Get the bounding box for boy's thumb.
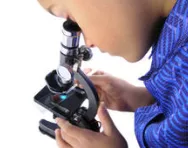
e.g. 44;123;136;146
98;103;116;136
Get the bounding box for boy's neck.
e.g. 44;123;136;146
142;0;177;56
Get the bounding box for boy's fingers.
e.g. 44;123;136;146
83;68;92;74
56;118;85;138
97;103;116;136
89;75;108;86
83;68;105;76
92;70;105;75
61;130;79;147
75;74;108;89
94;86;104;101
55;129;72;148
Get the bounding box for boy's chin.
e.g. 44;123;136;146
99;49;119;57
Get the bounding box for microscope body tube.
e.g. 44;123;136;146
58;20;99;121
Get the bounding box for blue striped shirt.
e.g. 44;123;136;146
135;0;188;147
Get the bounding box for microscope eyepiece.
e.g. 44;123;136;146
63;19;81;33
61;19;81;48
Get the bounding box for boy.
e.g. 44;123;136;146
38;0;188;147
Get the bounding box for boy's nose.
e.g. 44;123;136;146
84;38;95;48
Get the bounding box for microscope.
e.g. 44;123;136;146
34;19;101;139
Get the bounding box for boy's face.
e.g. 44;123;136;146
38;0;154;62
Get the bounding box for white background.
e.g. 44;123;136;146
0;0;152;148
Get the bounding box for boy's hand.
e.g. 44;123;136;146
82;68;154;112
55;104;128;148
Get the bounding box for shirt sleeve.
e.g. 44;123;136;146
135;43;188;148
144;102;188;147
143;44;188;147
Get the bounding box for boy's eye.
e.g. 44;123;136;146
46;5;56;16
48;9;55;16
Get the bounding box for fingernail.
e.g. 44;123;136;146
87;69;97;76
100;102;106;108
55;118;60;123
55;129;59;135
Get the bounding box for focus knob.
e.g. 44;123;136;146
79;46;93;61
